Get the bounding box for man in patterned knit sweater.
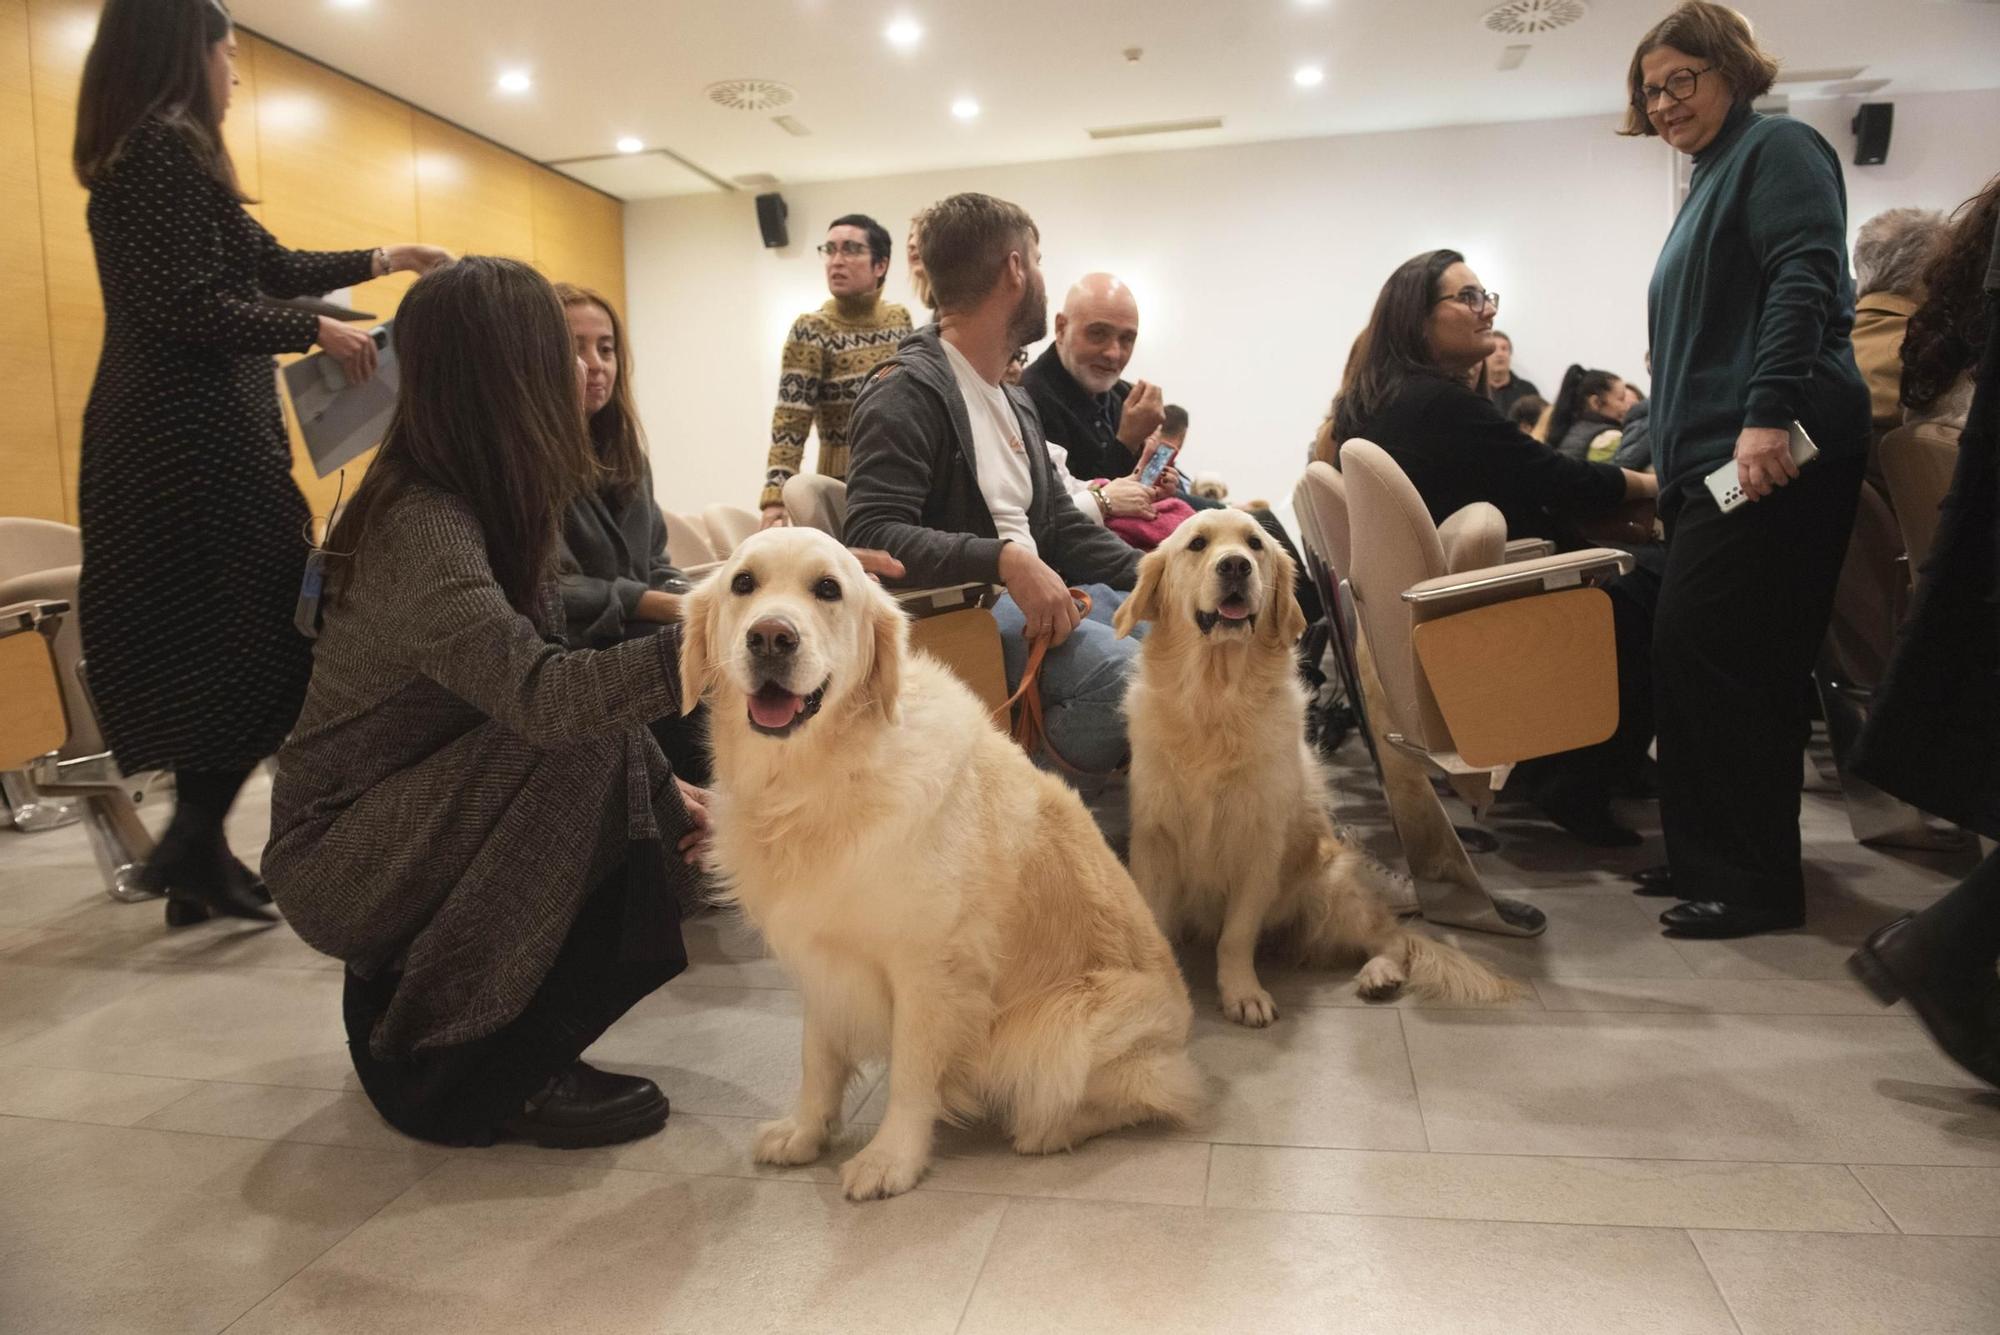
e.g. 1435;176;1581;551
758;213;913;526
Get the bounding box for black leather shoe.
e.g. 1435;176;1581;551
1849;915;2000;1090
498;1061;669;1148
145;847;276;927
1631;864;1680;898
1659;900;1804;939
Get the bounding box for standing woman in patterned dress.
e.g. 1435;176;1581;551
72;0;449;926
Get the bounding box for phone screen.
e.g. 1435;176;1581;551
1138;442;1176;487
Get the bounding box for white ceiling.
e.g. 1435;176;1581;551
233;0;2000;199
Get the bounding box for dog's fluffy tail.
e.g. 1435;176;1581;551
1397;931;1525;1005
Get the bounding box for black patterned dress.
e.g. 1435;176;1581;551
78;117;375;775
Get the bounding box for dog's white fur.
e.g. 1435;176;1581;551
681;528;1201;1200
1115;509;1522;1025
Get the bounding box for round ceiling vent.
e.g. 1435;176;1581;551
1482;0;1588;36
705;79;797;112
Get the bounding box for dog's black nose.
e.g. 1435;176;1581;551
1217;554;1252;581
747;616;799;659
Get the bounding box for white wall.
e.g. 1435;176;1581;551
626;88;2000;517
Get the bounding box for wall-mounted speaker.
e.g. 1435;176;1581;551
754;192;789;248
1851;103;1893;166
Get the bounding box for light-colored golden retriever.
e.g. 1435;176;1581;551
679;528;1201;1200
1114;509;1521;1026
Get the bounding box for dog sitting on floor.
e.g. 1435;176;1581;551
678;528;1202;1200
1114;508;1522;1026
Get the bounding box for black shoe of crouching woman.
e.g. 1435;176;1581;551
492;1061;671;1149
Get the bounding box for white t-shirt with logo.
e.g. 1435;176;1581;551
941;338;1038;556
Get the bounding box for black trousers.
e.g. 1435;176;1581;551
1912;849;2000;978
1653;453;1866;914
344;867;686;1144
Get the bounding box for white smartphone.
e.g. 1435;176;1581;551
1704;421;1820;514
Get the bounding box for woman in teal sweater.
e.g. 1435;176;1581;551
1625;3;1870;939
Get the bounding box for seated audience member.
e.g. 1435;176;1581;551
1332;248;1659;845
1483;329;1540;416
1049;437;1192;550
846;193;1143;775
759;213;912;526
264;258;702;1150
1614;352;1656;470
1899;173;2000;432
1851;207;1948;434
1547;365;1635;462
1508;394;1549;437
1021;272;1165;483
906;212;935;316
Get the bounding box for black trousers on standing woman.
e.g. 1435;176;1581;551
1652;452;1867;918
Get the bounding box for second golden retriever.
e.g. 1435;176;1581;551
1115;509;1521;1025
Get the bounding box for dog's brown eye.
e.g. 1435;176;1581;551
812;577;842;602
1188;536;1209;553
730;571;756;596
1248;536;1264;551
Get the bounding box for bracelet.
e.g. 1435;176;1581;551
373;246;390;278
1088;483;1108;518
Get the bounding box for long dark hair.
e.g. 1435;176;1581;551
554;283;648;495
1901;174;2000;415
1331;249;1463;445
329;258;596;616
73;0;248;201
1545;364;1624;448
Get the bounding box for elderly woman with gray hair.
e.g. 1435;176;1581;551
1852;207;1948;434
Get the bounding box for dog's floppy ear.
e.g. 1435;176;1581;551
677;578;719;711
863;584;908;724
1112;548;1166;639
1262;546;1309;648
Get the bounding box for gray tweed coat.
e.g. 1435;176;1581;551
263;486;697;1058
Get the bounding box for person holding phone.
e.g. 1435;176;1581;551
70;0;449;928
1625;3;1871;938
1022;272;1167;485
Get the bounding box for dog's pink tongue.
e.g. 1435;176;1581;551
748;687;803;729
1218;600;1250;621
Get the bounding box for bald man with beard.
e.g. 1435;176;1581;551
1023;273;1167;484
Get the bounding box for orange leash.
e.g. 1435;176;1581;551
992;588;1126;779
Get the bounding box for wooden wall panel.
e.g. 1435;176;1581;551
0;0;65;522
415;113;534;261
533;168;626;315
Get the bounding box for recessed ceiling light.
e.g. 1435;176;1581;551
616;136;644;154
886;16;922;49
951;97;980;120
496;69;532;94
329;0;371;9
1293;65;1325;87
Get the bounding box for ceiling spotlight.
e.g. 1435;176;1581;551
1294;65;1325;88
886;16;922;49
329;0;372;9
616;136;644;154
951;97;980;120
496;69;532;95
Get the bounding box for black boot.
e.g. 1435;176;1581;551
1850;915;2000;1089
147;769;274;927
497;1061;670;1148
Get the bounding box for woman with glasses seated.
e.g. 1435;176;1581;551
1332;248;1659;847
1622;3;1871;939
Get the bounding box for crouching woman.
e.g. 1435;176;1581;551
264;256;703;1149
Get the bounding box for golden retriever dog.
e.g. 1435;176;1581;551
679;528;1201;1200
1114;509;1521;1026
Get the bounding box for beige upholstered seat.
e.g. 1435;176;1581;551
662;510;716;567
783;473;850;539
700;505;762;559
1878;420;1961;576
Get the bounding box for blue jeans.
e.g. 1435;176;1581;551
991;583;1140;775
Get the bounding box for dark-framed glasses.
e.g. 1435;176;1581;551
1636;65;1712;110
815;240;873;259
1437;287;1499;313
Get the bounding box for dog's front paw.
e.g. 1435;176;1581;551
1220;985;1279;1028
1355;956;1407;1002
839;1143;927;1200
752;1116;828;1166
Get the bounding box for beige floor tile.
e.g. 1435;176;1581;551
0;1063;196;1126
1533;976;1900;1016
958;1197;1738;1335
918;1124;1212;1206
1177;1007;1427;1150
136;1080;444;1159
230;1158;1008;1335
1435;888;1699;981
1181;953;1544;1012
1;966;359;1090
1402;1010;2000;1165
0;1116;439;1335
1849;1164;2000;1236
0;958;173;1049
468;1110;851;1184
1207;1144;1893;1232
1692;1229;2000;1335
5;918;342;973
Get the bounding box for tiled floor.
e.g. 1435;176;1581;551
3;757;1997;1335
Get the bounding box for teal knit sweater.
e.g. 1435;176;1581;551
1646;103;1871;497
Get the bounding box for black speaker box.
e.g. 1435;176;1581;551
754;192;789;248
1851;103;1893;167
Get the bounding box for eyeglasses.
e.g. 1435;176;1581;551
1636;65;1712;110
816;241;873;259
1436;287;1499;314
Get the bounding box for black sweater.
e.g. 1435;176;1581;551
1020;344;1137;483
1343;374;1625;545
